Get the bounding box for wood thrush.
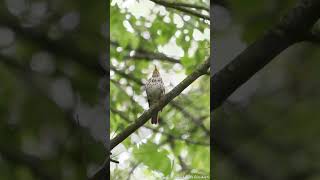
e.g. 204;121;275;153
146;65;165;124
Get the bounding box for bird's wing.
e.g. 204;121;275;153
147;98;151;107
161;80;165;96
146;80;151;107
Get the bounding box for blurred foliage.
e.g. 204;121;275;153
213;0;320;180
0;0;107;179
229;0;296;42
110;0;210;179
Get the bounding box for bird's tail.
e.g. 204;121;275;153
151;112;158;124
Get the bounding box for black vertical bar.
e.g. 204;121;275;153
106;0;110;179
210;0;214;179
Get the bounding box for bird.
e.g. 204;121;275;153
146;65;165;124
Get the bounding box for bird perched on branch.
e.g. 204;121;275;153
146;65;165;124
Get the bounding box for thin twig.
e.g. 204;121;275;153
164;2;209;11
110;158;119;163
111;41;180;64
150;0;210;20
127;163;140;180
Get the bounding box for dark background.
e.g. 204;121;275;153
213;0;320;180
0;0;107;179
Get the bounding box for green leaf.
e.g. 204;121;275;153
133;142;172;176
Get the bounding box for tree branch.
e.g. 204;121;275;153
111;40;180;64
111;64;209;118
111;107;209;146
211;0;320;110
110;78;209;145
111;65;210;137
149;0;210;20
124;51;180;64
110;158;119;163
93;60;209;179
159;1;209;12
110;59;210;150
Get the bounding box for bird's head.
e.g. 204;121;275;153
152;65;160;77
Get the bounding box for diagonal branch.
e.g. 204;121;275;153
211;0;320;110
90;59;209;179
111;65;210;135
110;58;210;150
110;79;209;145
149;0;210;20
111;107;209;146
